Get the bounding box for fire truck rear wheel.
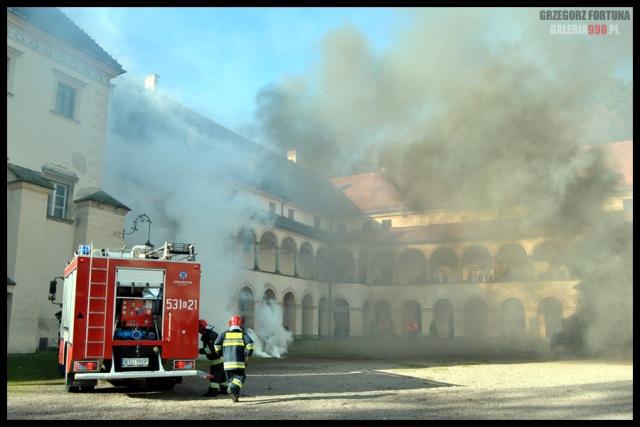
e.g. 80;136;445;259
65;372;80;393
79;384;95;392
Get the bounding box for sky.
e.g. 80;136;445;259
61;7;632;138
61;7;403;132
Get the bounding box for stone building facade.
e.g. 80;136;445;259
7;7;129;353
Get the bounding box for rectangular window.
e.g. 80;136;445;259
337;223;347;231
382;219;392;229
362;221;372;230
47;182;68;218
7;46;22;94
314;216;321;228
54;82;77;118
269;201;276;213
288;208;294;220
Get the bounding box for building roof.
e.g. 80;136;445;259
331;140;633;215
110;81;362;218
8;7;125;74
7;163;54;189
602;140;632;189
329;172;407;213
75;190;131;211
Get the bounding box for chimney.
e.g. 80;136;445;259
144;73;160;91
287;149;297;163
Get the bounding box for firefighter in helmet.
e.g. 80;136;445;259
198;319;227;397
214;315;254;402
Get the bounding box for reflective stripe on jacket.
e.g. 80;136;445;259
214;326;254;370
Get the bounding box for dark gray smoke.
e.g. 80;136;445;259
253;8;633;356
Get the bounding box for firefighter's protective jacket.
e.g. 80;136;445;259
214;325;254;370
200;325;224;365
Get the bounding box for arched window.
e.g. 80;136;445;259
432;299;454;338
397;250;426;285
258;232;277;273
462;246;492;282
464;298;488;339
333;248;355;283
282;292;296;333
238;287;255;329
332;298;350;337
430;247;458;283
280;237;297;276
496;244;529;282
500;298;526;337
298;243;314;279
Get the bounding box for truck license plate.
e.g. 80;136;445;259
121;357;149;368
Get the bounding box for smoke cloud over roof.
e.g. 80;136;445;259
253;8;633;356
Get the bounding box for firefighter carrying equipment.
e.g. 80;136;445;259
200;323;226;396
214;325;254;370
199;319;208;333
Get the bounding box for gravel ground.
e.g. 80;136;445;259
7;355;632;419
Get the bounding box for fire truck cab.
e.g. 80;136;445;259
51;242;205;392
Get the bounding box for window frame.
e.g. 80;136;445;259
42;165;78;222
7;46;22;96
269;201;276;213
47;182;69;218
51;69;87;122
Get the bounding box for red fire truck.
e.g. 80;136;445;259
49;242;207;392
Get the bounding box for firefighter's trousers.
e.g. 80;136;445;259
225;369;246;397
207;359;227;393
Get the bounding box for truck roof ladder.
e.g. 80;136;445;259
84;246;110;358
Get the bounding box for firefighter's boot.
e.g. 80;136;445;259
227;385;240;402
203;383;220;397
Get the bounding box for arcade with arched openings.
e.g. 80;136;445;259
537;296;563;339
258;231;278;273
318;297;329;336
282;291;297;333
373;300;392;336
298;243;314;279
431;247;458;283
238;286;255;329
369;249;394;285
397;249;426;285
500;297;526;337
301;294;314;336
401;300;422;335
333;248;356;283
332;298;350;337
496;244;529;282
464;298;489;339
432;299;455;337
462;245;492;282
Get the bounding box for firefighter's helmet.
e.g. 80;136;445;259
229;315;242;327
198;319;208;333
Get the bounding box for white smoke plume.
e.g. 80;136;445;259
247;300;293;358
